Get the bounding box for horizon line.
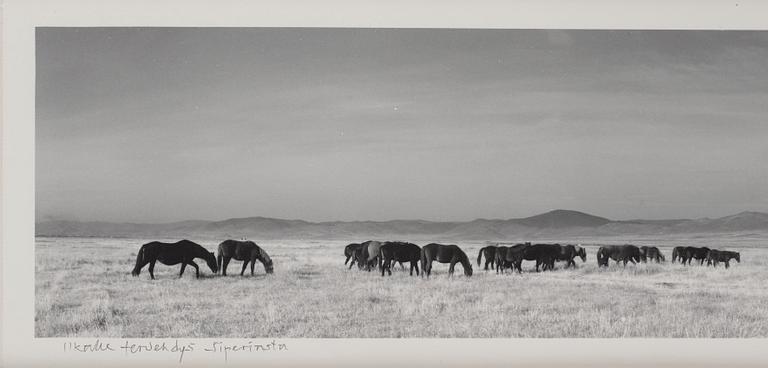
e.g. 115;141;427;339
35;208;768;226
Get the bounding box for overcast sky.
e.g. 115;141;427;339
36;28;768;223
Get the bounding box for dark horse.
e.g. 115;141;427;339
421;243;473;277
217;240;274;276
476;245;497;271
344;243;362;267
596;245;642;267
524;243;563;272
672;246;688;264
494;246;510;273
554;244;587;268
498;243;529;273
131;240;218;279
683;246;710;266
640;246;665;263
706;249;740;268
500;243;560;272
380;242;421;276
349;246;364;270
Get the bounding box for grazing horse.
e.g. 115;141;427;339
554;244;587;268
359;240;384;272
640;246;665;263
344;243;362;266
421;243;473;277
380;242;421;276
131;240;218;279
217;240;274;276
706;250;740;268
683;246;710;266
477;245;497;271
672;246;688;264
596;245;642;267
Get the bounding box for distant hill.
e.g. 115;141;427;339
514;209;611;228
35;209;768;240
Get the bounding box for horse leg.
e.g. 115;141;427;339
222;257;231;276
148;260;156;280
189;261;200;278
240;260;249;276
449;258;457;277
381;259;387;277
250;255;257;276
725;261;730;269
179;262;187;278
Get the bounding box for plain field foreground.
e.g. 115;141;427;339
35;236;768;338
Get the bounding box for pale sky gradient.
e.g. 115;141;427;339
36;28;768;223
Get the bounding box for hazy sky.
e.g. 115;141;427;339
36;28;768;223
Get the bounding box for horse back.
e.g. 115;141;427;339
219;239;257;260
483;246;497;258
345;243;361;257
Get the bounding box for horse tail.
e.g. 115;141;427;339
131;244;145;276
477;247;484;266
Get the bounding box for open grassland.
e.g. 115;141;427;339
35;236;768;337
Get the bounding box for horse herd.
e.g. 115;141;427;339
345;241;475;276
128;239;741;280
346;241;742;277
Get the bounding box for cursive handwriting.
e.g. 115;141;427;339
204;340;288;362
63;339;288;363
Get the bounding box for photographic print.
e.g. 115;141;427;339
34;27;768;339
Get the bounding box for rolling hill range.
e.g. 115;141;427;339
35;209;768;240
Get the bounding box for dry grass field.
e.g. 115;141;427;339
35;235;768;338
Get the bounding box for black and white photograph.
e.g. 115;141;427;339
4;0;768;367
34;26;768;338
